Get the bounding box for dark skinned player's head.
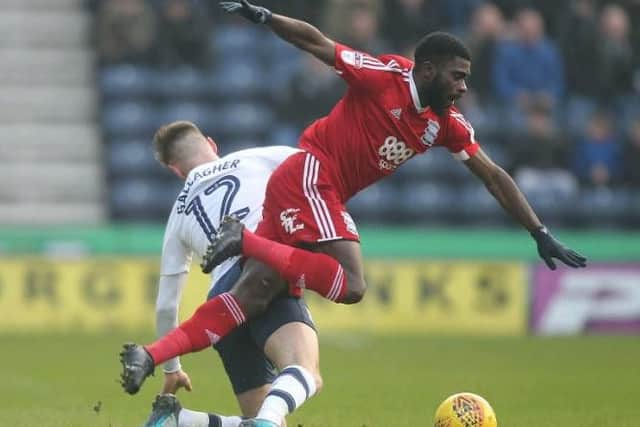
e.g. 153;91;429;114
412;32;471;113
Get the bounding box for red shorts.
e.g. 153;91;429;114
255;151;360;246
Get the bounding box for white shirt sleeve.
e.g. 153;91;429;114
155;272;189;373
160;208;193;276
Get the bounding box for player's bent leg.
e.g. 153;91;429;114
264;322;322;391
142;393;245;427
235;386;286;427
120;261;284;395
213;314;287;427
236;385;272;418
242;228;366;304
205;217;367;304
230;259;288;318
309;239;367;304
251;322;321;426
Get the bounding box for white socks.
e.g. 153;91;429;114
256;365;317;425
178;408;242;427
178;365;317;427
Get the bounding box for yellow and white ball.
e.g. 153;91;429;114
434;392;498;427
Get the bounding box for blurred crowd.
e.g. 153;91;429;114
89;0;640;226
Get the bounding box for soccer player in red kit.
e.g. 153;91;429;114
121;2;586;425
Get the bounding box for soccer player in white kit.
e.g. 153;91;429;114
139;121;321;427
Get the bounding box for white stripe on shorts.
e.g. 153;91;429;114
302;154;337;241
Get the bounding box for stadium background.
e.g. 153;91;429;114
1;0;640;426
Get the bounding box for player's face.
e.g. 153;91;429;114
424;57;471;111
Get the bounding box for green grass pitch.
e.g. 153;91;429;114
1;332;639;426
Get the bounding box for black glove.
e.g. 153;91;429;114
531;226;587;270
220;0;272;24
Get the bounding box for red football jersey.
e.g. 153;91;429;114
299;43;480;201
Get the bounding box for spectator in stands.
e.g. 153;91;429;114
96;0;157;65
628;2;640;71
455;2;505;135
466;2;505;102
556;0;599;135
558;0;598;97
493;8;564;129
276;55;344;133
623;118;640;187
259;1;326;25
511;102;577;198
572;110;623;188
341;1;390;55
596;4;634;103
490;0;528;20
322;0;374;39
512;102;567;171
156;0;213;68
382;0;441;52
439;0;483;36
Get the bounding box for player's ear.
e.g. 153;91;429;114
421;60;437;82
206;136;218;155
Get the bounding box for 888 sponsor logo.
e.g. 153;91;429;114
378;136;414;171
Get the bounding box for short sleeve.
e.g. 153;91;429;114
334;43;399;91
160;209;193;276
444;111;480;161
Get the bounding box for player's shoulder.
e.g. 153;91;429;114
219;146;301;172
446;107;474;129
441;107;477;144
225;146;301;162
336;43;411;78
377;54;413;72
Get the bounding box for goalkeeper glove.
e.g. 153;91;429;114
531;226;587;270
220;0;272;24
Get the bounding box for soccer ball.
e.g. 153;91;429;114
433;392;497;427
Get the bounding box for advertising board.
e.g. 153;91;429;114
0;258;527;335
532;264;640;335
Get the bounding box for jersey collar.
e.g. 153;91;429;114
408;68;429;114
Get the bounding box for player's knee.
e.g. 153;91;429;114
234;291;270;317
232;279;277;317
249;296;271;316
342;277;367;304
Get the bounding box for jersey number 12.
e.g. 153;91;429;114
185;174;249;242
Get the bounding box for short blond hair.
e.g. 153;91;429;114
153;121;203;164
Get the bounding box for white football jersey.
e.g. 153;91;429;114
160;146;300;288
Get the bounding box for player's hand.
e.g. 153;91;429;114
531;227;587;270
219;0;272;24
161;370;193;394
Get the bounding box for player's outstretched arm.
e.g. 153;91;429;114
155;273;189;379
220;0;336;66
464;149;587;270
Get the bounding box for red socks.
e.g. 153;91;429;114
145;292;245;365
242;229;348;301
145;229;351;367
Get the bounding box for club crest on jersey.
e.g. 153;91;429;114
421;119;440;146
280;208;304;234
341;211;359;236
